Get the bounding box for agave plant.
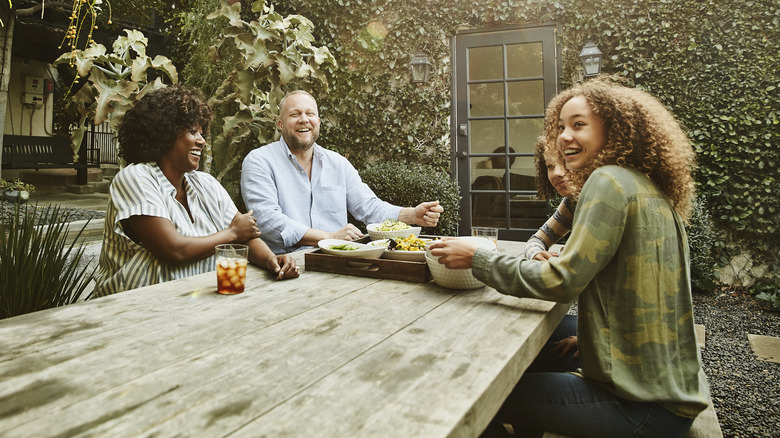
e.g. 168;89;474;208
0;203;96;319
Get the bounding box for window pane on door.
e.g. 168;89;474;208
508;118;544;154
468;46;503;80
510;197;548;229
508;156;537;191
507;42;543;78
507;80;544;116
470;83;504;117
469;119;504;154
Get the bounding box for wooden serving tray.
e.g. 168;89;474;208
304;250;432;283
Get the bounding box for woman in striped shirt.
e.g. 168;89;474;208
94;86;298;297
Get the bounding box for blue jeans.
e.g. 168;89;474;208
483;315;694;437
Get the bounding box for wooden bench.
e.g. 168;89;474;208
2;134;99;185
2;135;76;169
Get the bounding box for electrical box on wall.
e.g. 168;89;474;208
23;93;44;107
24;76;45;94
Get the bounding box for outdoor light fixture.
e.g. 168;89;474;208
579;42;603;77
409;53;433;84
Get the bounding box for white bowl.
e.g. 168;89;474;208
425;237;497;289
368;238;431;262
317;239;386;259
366;222;422;241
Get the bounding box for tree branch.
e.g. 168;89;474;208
15;2;72;18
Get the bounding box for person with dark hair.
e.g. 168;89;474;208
240;90;443;254
523;136;576;261
430;78;707;437
94;86;298;297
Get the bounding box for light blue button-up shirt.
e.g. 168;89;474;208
241;139;402;254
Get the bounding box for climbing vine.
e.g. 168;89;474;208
267;0;778;295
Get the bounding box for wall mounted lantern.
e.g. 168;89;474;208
409;53;433;84
579;42;603;77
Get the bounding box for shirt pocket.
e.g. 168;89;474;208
319;184;347;215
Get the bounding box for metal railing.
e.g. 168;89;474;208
83;121;117;165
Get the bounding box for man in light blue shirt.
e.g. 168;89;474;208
241;90;444;254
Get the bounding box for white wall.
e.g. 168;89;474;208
4;58;55;137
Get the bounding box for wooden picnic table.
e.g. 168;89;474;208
0;240;569;437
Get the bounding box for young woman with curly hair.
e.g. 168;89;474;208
525;136;576;262
429;78;707;437
94;86;298;297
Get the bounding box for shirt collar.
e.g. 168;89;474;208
149;163;194;197
280;137;322;160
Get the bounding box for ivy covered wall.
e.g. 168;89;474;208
267;0;777;292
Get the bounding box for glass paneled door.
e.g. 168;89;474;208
452;26;559;241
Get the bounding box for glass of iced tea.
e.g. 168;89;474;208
215;244;249;295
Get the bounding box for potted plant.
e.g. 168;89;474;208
0;179;36;203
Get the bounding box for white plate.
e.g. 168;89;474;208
368;238;429;262
317;239;385;259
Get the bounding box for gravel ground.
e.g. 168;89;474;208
692;291;780;437
1;200;105;225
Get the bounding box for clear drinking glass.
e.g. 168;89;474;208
215;244;249;295
471;227;499;246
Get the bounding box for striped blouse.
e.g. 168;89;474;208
93;164;237;297
524;196;576;260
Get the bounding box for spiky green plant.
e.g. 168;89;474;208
0;203;96;319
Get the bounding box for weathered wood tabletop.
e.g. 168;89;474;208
0;240;569;437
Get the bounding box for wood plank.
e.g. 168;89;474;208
0;268;380;434
0;240;563;438
0;248;310;351
232;292;569;438
1;278;456;436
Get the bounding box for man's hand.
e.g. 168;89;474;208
551;336;579;359
413;200;444;227
265;254;300;280
327;223;364;241
229;210;261;242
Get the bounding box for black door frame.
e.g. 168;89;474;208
450;24;562;241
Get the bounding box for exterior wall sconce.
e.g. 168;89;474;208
579;42;603;77
409;53;433;84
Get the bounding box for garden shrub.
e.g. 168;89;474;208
359;161;460;237
0;203;96;319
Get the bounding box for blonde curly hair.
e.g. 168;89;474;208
543;77;696;220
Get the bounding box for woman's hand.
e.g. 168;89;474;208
229;210;261;243
265;254;300;280
427;237;479;269
533;250;557;261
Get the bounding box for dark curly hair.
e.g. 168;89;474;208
543;77;696;220
117;85;212;164
534;135;559;200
